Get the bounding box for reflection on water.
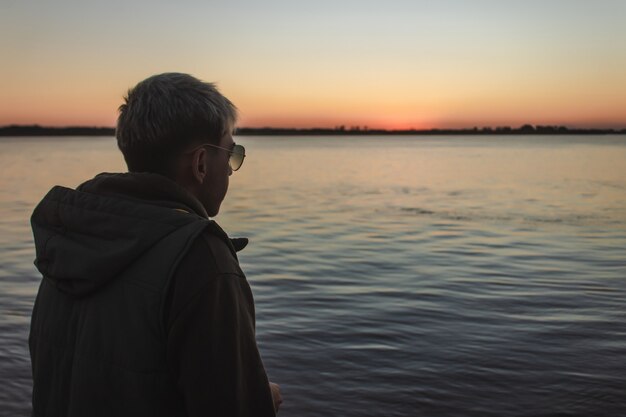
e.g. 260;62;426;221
1;135;626;416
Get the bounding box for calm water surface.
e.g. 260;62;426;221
1;135;626;416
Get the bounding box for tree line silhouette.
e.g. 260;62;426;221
1;124;625;137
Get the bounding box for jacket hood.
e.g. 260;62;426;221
30;172;230;297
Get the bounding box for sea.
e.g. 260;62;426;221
1;135;625;417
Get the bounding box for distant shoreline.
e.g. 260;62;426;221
1;124;625;137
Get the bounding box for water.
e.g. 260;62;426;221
1;135;625;416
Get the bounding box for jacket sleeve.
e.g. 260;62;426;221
165;236;276;417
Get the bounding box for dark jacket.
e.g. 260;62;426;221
29;172;276;417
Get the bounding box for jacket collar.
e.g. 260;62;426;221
77;172;209;219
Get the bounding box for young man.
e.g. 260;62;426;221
29;73;281;416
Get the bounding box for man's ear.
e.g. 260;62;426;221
191;148;208;184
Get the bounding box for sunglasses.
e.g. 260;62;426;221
185;143;246;171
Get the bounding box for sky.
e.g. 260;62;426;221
1;0;626;129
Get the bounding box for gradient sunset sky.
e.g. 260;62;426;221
2;0;625;129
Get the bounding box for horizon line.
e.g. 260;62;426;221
2;124;626;138
2;123;626;132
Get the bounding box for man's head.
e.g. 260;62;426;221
116;73;239;216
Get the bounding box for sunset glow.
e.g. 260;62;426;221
2;0;625;129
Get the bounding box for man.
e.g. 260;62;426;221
29;73;282;416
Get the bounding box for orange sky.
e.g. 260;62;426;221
2;1;625;129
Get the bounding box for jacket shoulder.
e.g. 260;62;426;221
199;230;242;276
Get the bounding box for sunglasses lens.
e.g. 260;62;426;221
229;144;245;171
